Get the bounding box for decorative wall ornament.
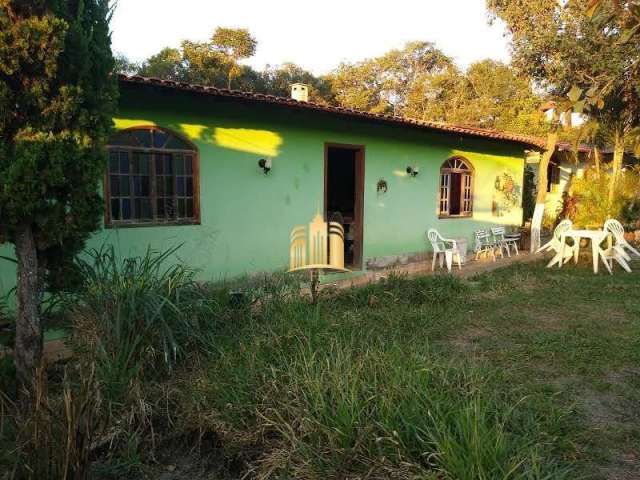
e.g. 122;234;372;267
406;166;419;177
492;172;521;217
258;158;272;174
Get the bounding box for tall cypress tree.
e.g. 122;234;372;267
0;0;117;387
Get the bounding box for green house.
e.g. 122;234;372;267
0;76;544;299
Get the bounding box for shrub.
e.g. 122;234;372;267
567;166;640;228
69;245;218;401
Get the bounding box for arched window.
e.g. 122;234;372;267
105;127;199;225
438;157;473;217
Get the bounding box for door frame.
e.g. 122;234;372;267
324;142;365;270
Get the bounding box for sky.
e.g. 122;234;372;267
111;0;511;75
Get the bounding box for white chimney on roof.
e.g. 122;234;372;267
290;83;309;102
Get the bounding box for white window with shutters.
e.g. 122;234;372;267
439;173;450;215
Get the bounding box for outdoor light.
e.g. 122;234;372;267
406;166;419;177
258;158;272;174
376;179;388;193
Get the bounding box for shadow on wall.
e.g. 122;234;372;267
113;118;285;158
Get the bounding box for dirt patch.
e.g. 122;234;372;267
580;390;628;427
605;367;640;388
449;326;491;351
577;370;640;480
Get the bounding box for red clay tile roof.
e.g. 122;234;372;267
119;74;547;149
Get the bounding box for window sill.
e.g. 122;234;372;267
105;219;200;229
438;214;473;219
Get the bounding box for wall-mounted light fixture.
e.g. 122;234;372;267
376;179;388;193
406;166;419;177
258;158;272;174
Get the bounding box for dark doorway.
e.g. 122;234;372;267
325;144;364;269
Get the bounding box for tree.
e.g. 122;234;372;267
211;27;257;89
488;0;640;210
138;47;183;80
114;53;140;76
259;62;334;103
485;1;574;250
327;41;455;116
138;28;261;91
580;1;640;200
411;60;548;135
327;43;547;135
0;0;117;387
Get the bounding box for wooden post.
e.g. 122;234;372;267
310;269;319;304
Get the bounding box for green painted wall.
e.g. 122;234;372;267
0;84;527;304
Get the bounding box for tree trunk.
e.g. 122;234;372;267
531;125;559;252
608;131;625;208
594;147;601;179
536;129;559;204
14;224;43;389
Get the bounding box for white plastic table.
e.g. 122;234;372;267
452;237;468;264
559;229;611;274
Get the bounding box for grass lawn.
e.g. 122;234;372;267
153;259;639;479
459;261;640;479
4;256;639;479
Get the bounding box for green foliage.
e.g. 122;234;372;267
130;31;548;134
0;0;117;293
333;272;468;309
188;273;569;479
328;41;456;116
410;59;549;135
11;257;640;477
325;44;548;135
70;245;218;401
138;47;183;79
210;26;257;61
488;0;640;146
138;27;260;90
258;62;334;104
113;53;139;76
564;166;640;227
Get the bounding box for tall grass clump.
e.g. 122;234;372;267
333;272;468;308
187;273;570;479
1;363;101;479
200;333;569;479
69;244;217;401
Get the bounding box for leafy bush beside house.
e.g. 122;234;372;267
560;166;640;229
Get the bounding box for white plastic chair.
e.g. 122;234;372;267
604;219;640;260
427;229;461;272
491;226;519;257
602;219;638;272
538;219;577;268
475;229;501;261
